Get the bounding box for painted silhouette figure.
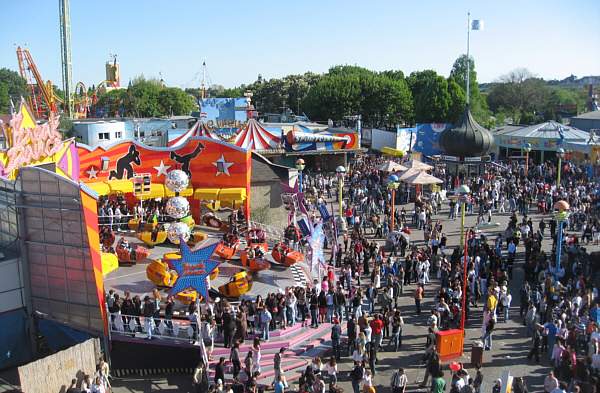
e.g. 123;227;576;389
109;145;141;180
170;142;204;178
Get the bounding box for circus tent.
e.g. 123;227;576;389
169;119;222;147
234;119;282;150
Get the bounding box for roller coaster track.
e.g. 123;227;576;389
16;46;58;118
16;46;119;119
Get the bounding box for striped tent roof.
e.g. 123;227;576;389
169;120;221;147
234;119;281;150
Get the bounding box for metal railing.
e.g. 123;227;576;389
107;310;199;343
247;220;285;242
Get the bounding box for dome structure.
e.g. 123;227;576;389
439;105;494;157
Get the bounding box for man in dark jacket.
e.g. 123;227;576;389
142;296;156;340
214;357;225;385
347;313;357;356
334;288;346;322
222;310;236;348
419;346;441;388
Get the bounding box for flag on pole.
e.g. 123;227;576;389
470;20;484;30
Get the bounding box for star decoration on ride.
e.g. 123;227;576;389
168;240;220;302
86;166;99;179
212;154;234;177
281;179;308;216
153;160;171;178
307;219;326;271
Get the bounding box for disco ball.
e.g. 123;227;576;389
165;170;189;193
166;196;190;219
167;222;191;244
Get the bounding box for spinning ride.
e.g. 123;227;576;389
115;238;150;263
218;271;253;298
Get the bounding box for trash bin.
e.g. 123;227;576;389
471;341;484;365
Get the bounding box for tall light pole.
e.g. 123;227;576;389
336;166;346;216
553;200;570;290
458;185;471;249
524;143;532;177
296;158;305;193
556;148;565;189
387;174;399;233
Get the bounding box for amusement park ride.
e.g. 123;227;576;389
15;0;120;119
16;46;119;120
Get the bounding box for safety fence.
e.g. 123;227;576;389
247;220;285;242
107;310;200;343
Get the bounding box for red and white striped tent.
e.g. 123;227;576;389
169;119;221;147
234;119;281;150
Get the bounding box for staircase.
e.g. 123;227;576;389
208;321;347;385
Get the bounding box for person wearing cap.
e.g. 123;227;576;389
492;379;502;393
216;379;224;393
331;318;342;360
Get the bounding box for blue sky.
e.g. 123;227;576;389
1;0;598;91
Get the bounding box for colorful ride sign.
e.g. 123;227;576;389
307;219;326;272
168;240;221;302
0;102;79;181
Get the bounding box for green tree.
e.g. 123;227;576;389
0;82;9;113
486;68;550;124
0;68;28;96
94;88;125;117
359;74;413;129
446;76;467;123
413;74;465;123
302;67;412;128
58;115;75;138
123;79;161;117
449;54;490;123
302;73;362;121
158;87;195;116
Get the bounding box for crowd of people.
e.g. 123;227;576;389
63;357;111;393
97;152;600;393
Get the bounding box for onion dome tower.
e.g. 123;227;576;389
438;105;494;157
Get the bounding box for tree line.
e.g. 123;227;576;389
0;55;590;129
